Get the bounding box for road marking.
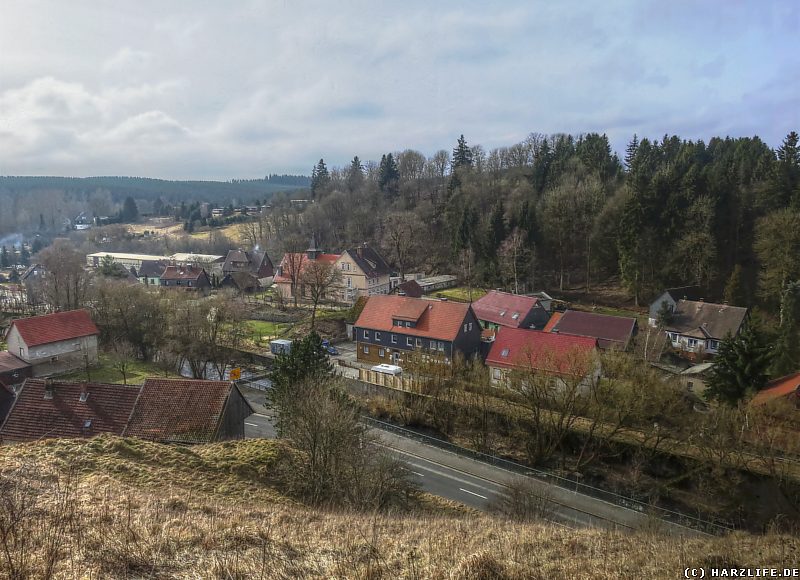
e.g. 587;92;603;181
459;487;488;500
245;422;259;427
411;471;425;477
252;413;272;418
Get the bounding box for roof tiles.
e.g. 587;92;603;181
471;290;540;328
10;310;99;347
486;327;597;375
355;295;473;341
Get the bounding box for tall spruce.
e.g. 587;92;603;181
310;159;330;197
452;134;473;170
705;323;772;406
378;153;400;197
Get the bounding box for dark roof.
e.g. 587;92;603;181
0;379;141;442
345;245;392;278
123;378;253;444
471;291;540;328
161;265;209;282
221;271;261;292
20;263;45;281
0;352;31;374
9;310;99;347
137;260;167;278
223;250;274;278
550;310;637;349
662;286;704;303
486;327;597;375
0;377;252;444
355;295;474;341
664;300;748;340
394;280;423;298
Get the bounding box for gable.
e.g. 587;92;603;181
10;310;99;348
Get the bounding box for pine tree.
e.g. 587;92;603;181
0;246;8;268
452;134;473;170
120;196;139;222
624;134;639;170
18;245;29;266
485;201;506;259
723;264;747;306
705;323;772;406
310;159;330;197
378;153;399;197
346;156;364;192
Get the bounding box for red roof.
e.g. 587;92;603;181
0;377;252;443
355;295;473;341
0;379;140;442
486;327;597;375
274;252;340;283
123;378;252;443
0;352;31;374
550;310;637;349
542;311;562;333
752;372;800;406
9;309;99;347
160;265;208;281
471;291;540;328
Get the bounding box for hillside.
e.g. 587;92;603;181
0;437;796;578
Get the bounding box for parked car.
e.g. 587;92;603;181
321;339;339;356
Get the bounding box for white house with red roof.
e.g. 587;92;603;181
471;290;550;330
485;327;599;388
4;309;99;377
353;295;482;365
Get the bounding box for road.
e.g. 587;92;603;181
240;390;701;534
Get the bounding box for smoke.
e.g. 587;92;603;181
253;244;260;251
0;233;23;248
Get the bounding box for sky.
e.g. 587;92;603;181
1;0;798;179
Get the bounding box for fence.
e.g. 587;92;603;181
362;415;735;536
357;368;419;391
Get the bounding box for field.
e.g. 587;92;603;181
0;436;795;578
434;286;488;302
55;353;179;384
244;319;291;343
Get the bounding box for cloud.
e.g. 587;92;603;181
0;1;797;178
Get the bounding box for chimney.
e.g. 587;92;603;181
44;378;54;400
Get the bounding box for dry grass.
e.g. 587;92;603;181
0;436;797;578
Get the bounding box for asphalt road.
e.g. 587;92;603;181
240;389;702;534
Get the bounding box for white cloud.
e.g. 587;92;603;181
102;47;153;72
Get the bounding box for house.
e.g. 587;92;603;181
135;260;167;286
0;352;31;388
418;275;458;293
485;327;599;388
547;310;637;350
0;377;254;443
20;263;46;305
649;286;703;327
353;295;482;365
159;265;212;292
170;253;226;275
335;243;392;304
87;252;168;270
679;362;715;397
752;372;800;408
222;249;274;281
5;310;99;377
123;378;254;443
530;291;555;313
471;290;550;331
274;239;341;301
220;271;261;293
20;263;46;283
663;300;748;359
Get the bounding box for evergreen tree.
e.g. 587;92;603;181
452;134;473;170
531;139;552;193
624;134;639;170
769;131;800;210
310;159;330;197
120;196;139;222
346;155;365;192
772;280;800;377
268;332;334;435
39;213;45;231
485;201;506;259
705;323;772;406
378;153;400;197
723;264;747;306
0;246;8;268
18;245;29;266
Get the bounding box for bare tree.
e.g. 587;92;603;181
381;211;417;282
37;239;90;311
281;234;307;307
498;228;529;294
109;339;137;385
301;260;343;330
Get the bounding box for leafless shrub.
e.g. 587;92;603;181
492;476;554;523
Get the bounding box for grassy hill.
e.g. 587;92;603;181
0;436;796;578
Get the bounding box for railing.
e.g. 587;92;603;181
362;415;735;536
358;368;417;391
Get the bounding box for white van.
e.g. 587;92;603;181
371;363;402;376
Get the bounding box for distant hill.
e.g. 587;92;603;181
0;174;310;205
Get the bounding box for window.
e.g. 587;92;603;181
468;322;473;331
431;340;437;349
347;277;352;288
687;338;697;349
407;337;413;346
492;368;501;380
709;340;719;350
379;348;385;357
511;313;519;320
188;281;193;287
416;338;422;347
375;332;381;341
463;324;468;332
500;348;510;358
686;381;694;392
391;335;397;344
438;342;445;352
363;330;369;339
499;310;506;317
363;345;369;354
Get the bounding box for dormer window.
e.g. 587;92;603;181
499;311;506;317
512;313;519;320
501;348;510;358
